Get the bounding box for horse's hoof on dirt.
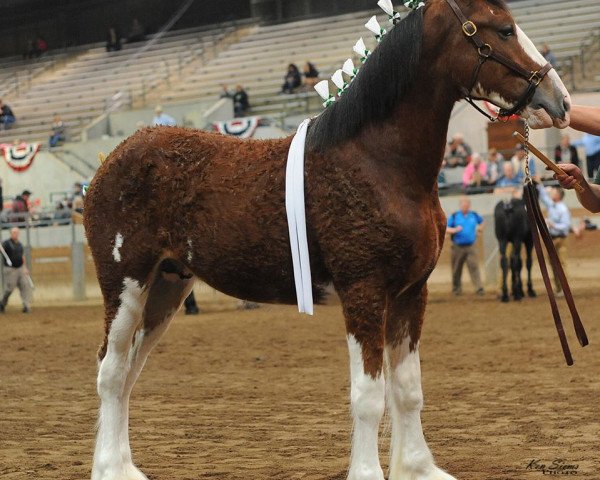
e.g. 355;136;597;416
501;296;510;303
528;290;537;298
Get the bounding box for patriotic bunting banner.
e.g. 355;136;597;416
213;116;260;139
0;142;41;172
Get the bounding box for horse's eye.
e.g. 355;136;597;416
499;26;514;38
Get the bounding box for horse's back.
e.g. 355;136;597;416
84;126;328;304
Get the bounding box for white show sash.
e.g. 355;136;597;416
285;119;313;315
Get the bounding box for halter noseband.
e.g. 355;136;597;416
444;0;553;122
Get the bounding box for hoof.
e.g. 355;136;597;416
528;290;537;298
92;463;149;480
501;295;510;303
390;466;457;480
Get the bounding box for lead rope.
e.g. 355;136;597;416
522;125;588;365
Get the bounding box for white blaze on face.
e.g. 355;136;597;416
516;25;571;129
112;233;124;263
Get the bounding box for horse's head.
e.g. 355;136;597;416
426;0;570;128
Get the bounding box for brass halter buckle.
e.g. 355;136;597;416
462;20;477;36
528;71;543;86
478;43;493;58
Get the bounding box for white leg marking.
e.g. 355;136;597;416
93;277;148;480
387;339;456;480
347;334;385;480
112;233;124;263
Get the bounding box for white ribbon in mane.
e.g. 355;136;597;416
285;119;313;315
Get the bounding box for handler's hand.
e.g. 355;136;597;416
554;163;585;190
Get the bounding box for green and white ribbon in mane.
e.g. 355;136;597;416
314;0;424;107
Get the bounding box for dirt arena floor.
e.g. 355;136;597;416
2;231;600;480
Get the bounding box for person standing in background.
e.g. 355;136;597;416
571;133;600;179
536;184;571;297
446;197;485;296
0;227;32;313
554;134;579;167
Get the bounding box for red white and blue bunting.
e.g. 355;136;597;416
213;116;260;139
0;142;41;172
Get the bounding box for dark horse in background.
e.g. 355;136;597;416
494;196;536;302
84;1;571;479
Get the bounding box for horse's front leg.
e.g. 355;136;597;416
386;284;456;480
339;282;386;480
499;241;510;303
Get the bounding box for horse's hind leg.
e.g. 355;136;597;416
511;241;524;301
92;259;194;480
93;276;148;480
525;239;536;297
340;283;386;480
386;284;456;480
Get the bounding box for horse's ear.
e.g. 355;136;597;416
98;152;106;164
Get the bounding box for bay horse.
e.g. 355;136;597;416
84;1;571;479
494;196;536;302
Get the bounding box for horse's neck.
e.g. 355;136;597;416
355;83;456;189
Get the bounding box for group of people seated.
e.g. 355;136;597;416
281;62;319;94
106;19;146;52
22;37;48;59
442;132;586;192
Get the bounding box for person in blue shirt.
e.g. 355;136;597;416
496;161;522;188
571;133;600;179
446;197;484;296
537;184;571;296
152;106;176;127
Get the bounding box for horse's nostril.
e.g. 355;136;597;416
563;98;570;112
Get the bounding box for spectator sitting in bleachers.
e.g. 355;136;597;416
462;153;487;188
485;148;504;186
127;18;145;43
36;36;48;56
510;143;536;180
152;106;176;126
496;162;521;188
106;27;122;52
281;63;302;94
12;190;31;223
233;85;250;117
540;43;558;68
554;134;579;167
23;38;42;59
303;62;319;88
49;114;66;148
0;99;16;130
54;201;72;222
444;133;472;168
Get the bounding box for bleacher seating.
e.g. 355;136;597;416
1;0;599;145
0;23;238;144
152;0;600;118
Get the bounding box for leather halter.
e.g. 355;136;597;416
444;0;553;121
